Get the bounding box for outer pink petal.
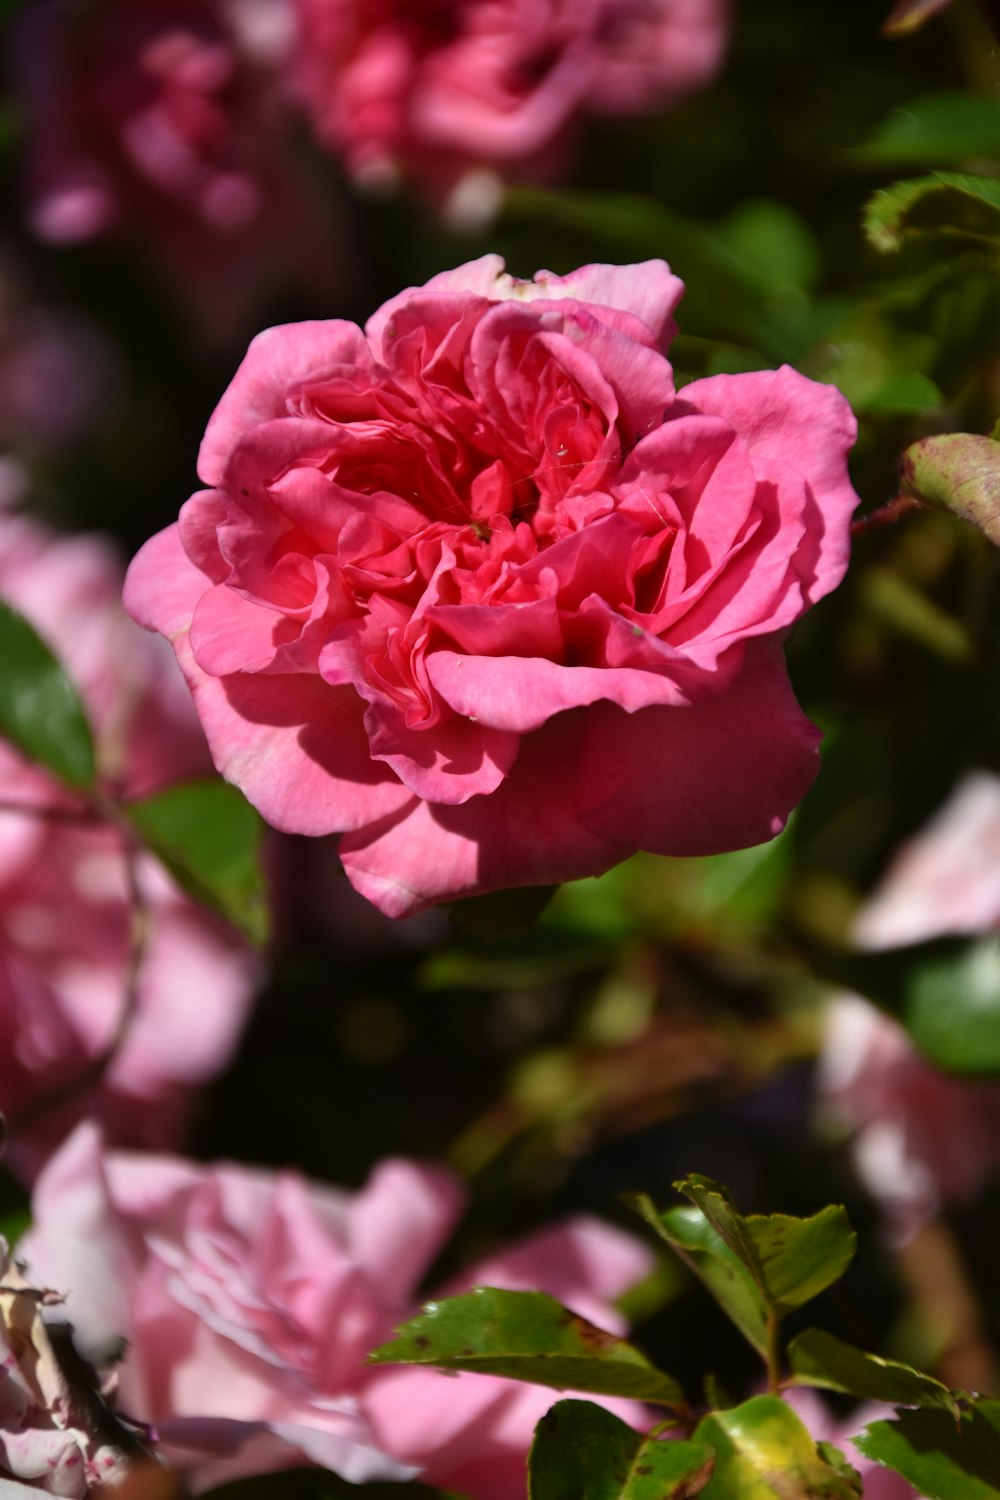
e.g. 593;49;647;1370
339;712;630;918
197;320;374;485
366;258;683;358
348;1159;465;1305
18;1122;135;1360
679;366;858;605
577;640;821;856
528;261;684;351
173;640;413;836
189;583;294;676
124;524;207;640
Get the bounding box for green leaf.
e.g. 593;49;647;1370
367;1288;687;1409
865;171;1000;252
855;1402;1000;1499
812;937;1000;1074
901;431;1000;547
202;1470;452;1500
854;93;1000;169
695;1396;861;1498
635;1199;768;1355
125;778;270;946
788;1329;959;1415
860;370;944;416
528;1400;714;1499
631;1182;855;1357
0;598;95;789
716;200;819;294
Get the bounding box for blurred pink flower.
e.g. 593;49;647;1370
293;0;729;218
19;1123;654;1496
0;504;258;1177
125;255;857;918
819;773;1000;1241
16;0;350;346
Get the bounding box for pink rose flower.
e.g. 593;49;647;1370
292;0;729;216
124;256;858;919
16;0;349;346
0;504;258;1178
819;773;1000;1242
19;1123;654;1496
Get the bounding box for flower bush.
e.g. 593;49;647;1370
19;1123;653;1496
0;503;258;1177
293;0;729;216
126;256;858;918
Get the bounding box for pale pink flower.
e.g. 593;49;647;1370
819;773;1000;1241
854;772;1000;949
125;256;858;918
19;1123;654;1496
293;0;729;217
16;0;349;346
0;505;258;1178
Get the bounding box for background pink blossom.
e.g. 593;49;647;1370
16;0;350;346
19;1123;654;1497
0;504;258;1178
126;255;858;918
819;773;1000;1242
293;0;729;217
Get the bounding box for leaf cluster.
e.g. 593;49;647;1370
362;1175;993;1499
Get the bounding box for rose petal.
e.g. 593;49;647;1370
577;639;821;856
679;366;858;605
340;712;630;917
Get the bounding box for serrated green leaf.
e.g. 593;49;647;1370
636;1199;768;1355
0;598;95;789
696;1396;862;1499
528;1400;713;1499
202;1469;453;1500
812;937;1000;1074
865;171;1000;252
854;93;1000;168
745;1207;856;1313
631;1185;855;1359
788;1329;959;1415
125;778;269;946
367;1288;686;1409
855;1402;1000;1499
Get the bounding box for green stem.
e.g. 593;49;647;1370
764;1305;784;1395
